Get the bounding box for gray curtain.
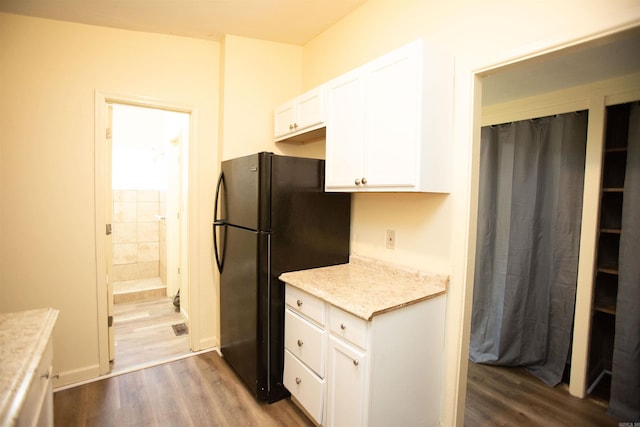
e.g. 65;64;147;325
609;102;640;421
470;111;588;386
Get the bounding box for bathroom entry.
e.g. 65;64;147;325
107;102;190;370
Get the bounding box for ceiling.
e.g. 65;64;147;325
482;26;640;106
0;0;367;45
1;0;638;104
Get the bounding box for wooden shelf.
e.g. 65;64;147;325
597;267;619;275
600;228;621;234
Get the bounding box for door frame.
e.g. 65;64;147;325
94;91;199;375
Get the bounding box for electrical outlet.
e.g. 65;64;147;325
385;229;395;249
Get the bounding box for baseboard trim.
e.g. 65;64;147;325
53;348;217;392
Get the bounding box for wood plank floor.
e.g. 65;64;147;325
111;297;190;374
54;351;314;427
465;361;619;426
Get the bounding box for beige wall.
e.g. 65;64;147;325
219;34;325;161
299;1;640;425
0;12;219;385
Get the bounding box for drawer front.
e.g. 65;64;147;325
286;285;325;326
329;306;368;349
285;309;326;377
284;349;325;425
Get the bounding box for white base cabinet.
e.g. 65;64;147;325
284;284;446;427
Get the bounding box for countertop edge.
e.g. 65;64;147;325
280;256;448;320
1;308;59;427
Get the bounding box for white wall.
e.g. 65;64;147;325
0;12;219;386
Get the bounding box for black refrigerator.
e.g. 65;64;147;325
213;152;351;403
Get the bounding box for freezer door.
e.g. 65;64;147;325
220;152;271;231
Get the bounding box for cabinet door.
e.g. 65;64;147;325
274;100;296;138
325;69;366;190
364;43;420;189
326;336;367;427
296;87;325;131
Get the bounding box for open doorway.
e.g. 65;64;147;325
463;27;640;425
106;102;191;374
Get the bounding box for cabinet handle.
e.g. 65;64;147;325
296;299;303;307
297;339;304;347
340;323;346;330
295;377;302;384
41;370;59;380
353;359;359;366
355;178;361;185
361;177;367;184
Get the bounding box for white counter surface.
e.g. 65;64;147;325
0;308;58;427
279;255;447;320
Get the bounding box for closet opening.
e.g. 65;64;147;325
464;26;640;425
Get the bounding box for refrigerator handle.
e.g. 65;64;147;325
213;171;225;273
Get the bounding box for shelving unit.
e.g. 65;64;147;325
587;102;631;398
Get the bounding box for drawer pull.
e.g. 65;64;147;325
295;377;302;384
340;323;346;330
353;359;359;366
41;370;59;380
296;299;303;307
297;339;304;347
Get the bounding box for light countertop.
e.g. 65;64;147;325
279;255;448;320
0;308;58;427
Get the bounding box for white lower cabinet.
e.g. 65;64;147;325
283;284;447;427
18;335;54;427
326;336;367;427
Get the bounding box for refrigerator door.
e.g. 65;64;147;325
219;224;269;398
220;152;271;231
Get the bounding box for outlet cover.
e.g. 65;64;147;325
386;229;395;249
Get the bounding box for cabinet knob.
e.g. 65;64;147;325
353;359;359;366
361;177;367;184
296;299;303;307
289;124;294;130
295;377;302;384
340;323;346;330
293;123;298;129
355;178;361;185
297;339;304;347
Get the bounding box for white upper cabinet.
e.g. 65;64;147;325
274;86;326;143
325;39;454;192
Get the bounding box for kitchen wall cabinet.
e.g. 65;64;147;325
283;284;446;427
325;39;453;192
274;86;326;143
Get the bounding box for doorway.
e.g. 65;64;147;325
462;27;640;425
100;99;192;374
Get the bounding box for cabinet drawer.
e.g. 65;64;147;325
284;349;325;425
329;306;368;349
286;285;326;326
285;309;326;377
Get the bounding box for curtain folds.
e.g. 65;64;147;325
608;102;640;421
470;111;588;386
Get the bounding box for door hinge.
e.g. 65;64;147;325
108;315;113;327
106;127;112;139
106;224;112;235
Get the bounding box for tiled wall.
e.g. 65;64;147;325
112;190;166;283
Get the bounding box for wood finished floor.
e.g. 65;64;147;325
465;361;619;426
111;296;190;374
54;351;314;427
